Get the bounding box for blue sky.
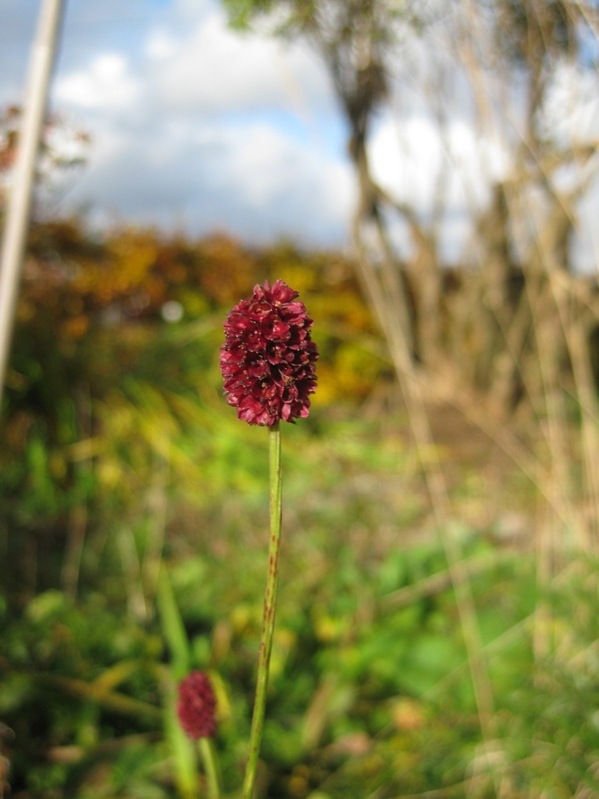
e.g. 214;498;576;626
2;0;353;246
2;0;598;267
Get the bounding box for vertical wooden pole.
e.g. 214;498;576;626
0;0;65;409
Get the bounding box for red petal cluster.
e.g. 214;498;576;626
177;671;217;739
220;280;318;426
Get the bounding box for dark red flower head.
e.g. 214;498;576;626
220;280;318;426
177;671;217;739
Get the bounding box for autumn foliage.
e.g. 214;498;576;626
4;217;383;444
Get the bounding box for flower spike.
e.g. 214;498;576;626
220;280;318;426
177;671;218;740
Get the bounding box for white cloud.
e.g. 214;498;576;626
63;111;352;245
150;6;332;121
367;111;512;261
370;112;510;214
145;30;178;61
155;15;282;112
223;122;353;227
540;61;599;148
370;115;441;212
55;53;140;111
40;2;349;245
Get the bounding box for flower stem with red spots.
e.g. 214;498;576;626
242;423;283;799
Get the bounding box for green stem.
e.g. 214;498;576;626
199;737;222;799
242;423;283;799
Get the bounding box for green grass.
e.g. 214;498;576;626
1;308;598;798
